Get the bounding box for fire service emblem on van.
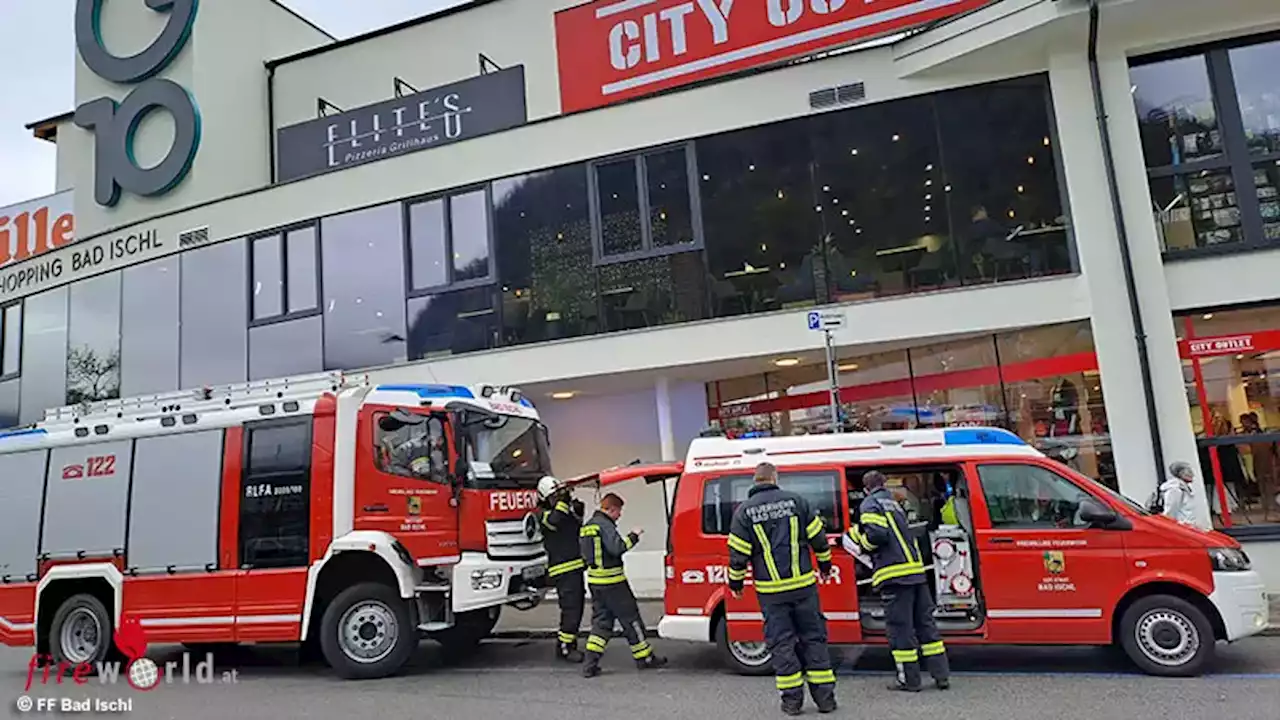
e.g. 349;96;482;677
1043;550;1066;575
407;496;422;516
73;0;202;207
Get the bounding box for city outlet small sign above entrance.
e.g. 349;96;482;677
275;66;528;183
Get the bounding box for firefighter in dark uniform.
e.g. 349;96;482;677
579;492;668;678
846;470;951;692
536;475;587;662
727;462;838;716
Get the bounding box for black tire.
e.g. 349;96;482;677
431;606;501;656
1118;594;1216;677
319;582;418;680
716;614;772;676
49;594;113;668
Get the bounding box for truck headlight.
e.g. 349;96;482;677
471;569;504;591
1208;547;1251;572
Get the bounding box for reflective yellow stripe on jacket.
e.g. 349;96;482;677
548;558;585;577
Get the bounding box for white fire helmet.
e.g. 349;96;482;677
536;475;563;501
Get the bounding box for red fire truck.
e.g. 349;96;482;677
0;372;555;679
628;427;1268;677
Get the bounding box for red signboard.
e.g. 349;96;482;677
554;0;991;113
1182;334;1258;358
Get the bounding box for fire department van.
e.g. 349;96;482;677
641;427;1268;677
0;372;555;680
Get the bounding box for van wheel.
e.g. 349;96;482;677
49;594;113;668
716;615;772;676
1119;594;1215;677
320;582;418;680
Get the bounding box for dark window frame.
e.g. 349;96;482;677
404;184;498;298
247;221;321;328
238;416;313;570
587;141;706;266
1132;32;1280;260
0;300;21;382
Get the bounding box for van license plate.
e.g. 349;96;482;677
522;564;546;580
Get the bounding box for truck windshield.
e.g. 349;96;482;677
461;416;552;488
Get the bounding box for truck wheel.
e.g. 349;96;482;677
432;606;501;656
1119;594;1215;677
716;615;772;676
320;582;417;680
49;594;113;668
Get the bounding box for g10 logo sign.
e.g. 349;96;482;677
73;0;201;208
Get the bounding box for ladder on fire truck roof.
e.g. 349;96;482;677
36;370;370;432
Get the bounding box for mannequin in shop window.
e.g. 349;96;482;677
1199;413;1245;521
1041;378;1082;471
1240;412;1278;522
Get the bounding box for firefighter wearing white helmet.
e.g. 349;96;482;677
537;475;587;662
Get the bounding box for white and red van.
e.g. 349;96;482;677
629;427;1268;677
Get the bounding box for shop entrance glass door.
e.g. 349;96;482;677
1180;316;1280;527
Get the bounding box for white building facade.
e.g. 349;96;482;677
3;0;1280;596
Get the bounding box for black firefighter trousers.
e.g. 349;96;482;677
883;581;951;688
761;587;836;707
553;570;585;647
583;582;654;667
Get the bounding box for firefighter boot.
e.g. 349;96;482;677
582;651;602;678
556;641;584;663
812;685;838;714
888;658;923;692
780;693;804;717
636;654;668;670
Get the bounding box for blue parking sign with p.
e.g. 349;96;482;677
807;311;821;330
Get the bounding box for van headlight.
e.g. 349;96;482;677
1208;547;1251;572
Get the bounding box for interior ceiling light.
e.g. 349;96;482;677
550;391;576;399
774;358;802;367
837;363;859;371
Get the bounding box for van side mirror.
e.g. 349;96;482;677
1079;499;1122;528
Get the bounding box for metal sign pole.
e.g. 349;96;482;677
824;328;840;433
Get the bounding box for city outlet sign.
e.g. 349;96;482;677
275;66;529;183
554;0;991;112
74;0;202;207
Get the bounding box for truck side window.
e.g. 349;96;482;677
976;464;1094;529
240;419;311;569
701;471;843;535
374;412;448;484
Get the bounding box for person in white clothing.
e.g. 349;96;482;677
1160;461;1198;526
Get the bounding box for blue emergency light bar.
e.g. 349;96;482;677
377;384;475;399
942;428;1026;446
0;428;47;442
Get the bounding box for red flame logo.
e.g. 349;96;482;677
113;616;148;660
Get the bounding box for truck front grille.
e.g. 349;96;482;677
486;518;544;560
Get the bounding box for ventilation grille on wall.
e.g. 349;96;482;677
177;226;210;249
809;82;867;110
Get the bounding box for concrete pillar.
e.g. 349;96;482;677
1047;49;1209;527
655;375;676;461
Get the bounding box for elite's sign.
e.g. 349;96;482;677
275;66;529;183
554;0;991;113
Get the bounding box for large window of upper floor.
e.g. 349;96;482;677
0;72;1074;430
1130;32;1280;256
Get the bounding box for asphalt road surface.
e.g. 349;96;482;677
1;637;1277;720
